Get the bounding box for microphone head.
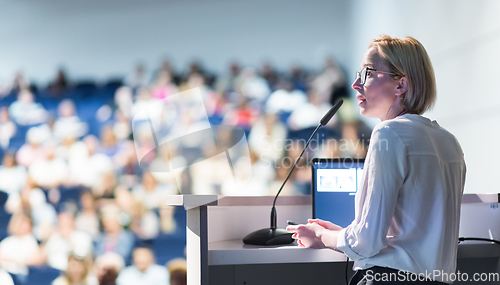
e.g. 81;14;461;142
320;99;343;126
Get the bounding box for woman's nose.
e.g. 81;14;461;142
352;76;362;90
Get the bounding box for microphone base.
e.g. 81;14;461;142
243;228;294;246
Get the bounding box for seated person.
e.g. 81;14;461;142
8;89;48;126
93;252;125;285
0;213;42;278
44;211;93;271
94;205;135;262
0;152;27;197
166;258;187;285
116;247;169;285
52;254;97;285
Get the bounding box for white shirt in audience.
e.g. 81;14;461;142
0;164;27;195
44;230;93;271
0;268;14;285
0;234;39;275
116;264;170;285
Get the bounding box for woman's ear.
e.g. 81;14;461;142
395;76;408;96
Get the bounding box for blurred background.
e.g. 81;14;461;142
0;0;499;284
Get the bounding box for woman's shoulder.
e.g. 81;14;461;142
371;119;405;139
376;115;411;129
369;115;424;147
373;114;430;136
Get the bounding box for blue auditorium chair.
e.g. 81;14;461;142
26;266;61;285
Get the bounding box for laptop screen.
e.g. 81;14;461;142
312;158;365;228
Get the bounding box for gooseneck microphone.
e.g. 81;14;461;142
243;100;344;245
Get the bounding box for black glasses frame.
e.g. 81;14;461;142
355;67;400;85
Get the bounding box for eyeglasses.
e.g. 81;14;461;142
355;67;400;85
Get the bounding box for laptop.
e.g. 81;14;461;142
311;158;365;228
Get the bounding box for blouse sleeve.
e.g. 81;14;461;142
337;125;406;260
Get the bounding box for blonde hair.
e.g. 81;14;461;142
369;35;436;115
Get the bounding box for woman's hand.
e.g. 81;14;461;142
286;219;343;250
307;219;343;231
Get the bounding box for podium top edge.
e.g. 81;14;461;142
165;194;498;208
462;194;499;203
165;195;219;207
165;195;312;207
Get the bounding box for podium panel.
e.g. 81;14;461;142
167;195;500;285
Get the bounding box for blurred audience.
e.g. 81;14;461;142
151;71;178;100
215;61;241;96
248;111;287;162
75;191;100;240
0;56;369;284
0;107;16;150
259;62;280;92
132;172;170;211
238;67;270;106
125;63;151;94
47;69;70;98
9;72;31;94
27;186;59;241
68;135;114;188
5;179;58;241
286;89;334;131
29;141;69;189
98;126;122;160
264;79;307;114
311;57;347;105
222;97;259;132
16;125;50;167
0;152;27;196
53;99;88;142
